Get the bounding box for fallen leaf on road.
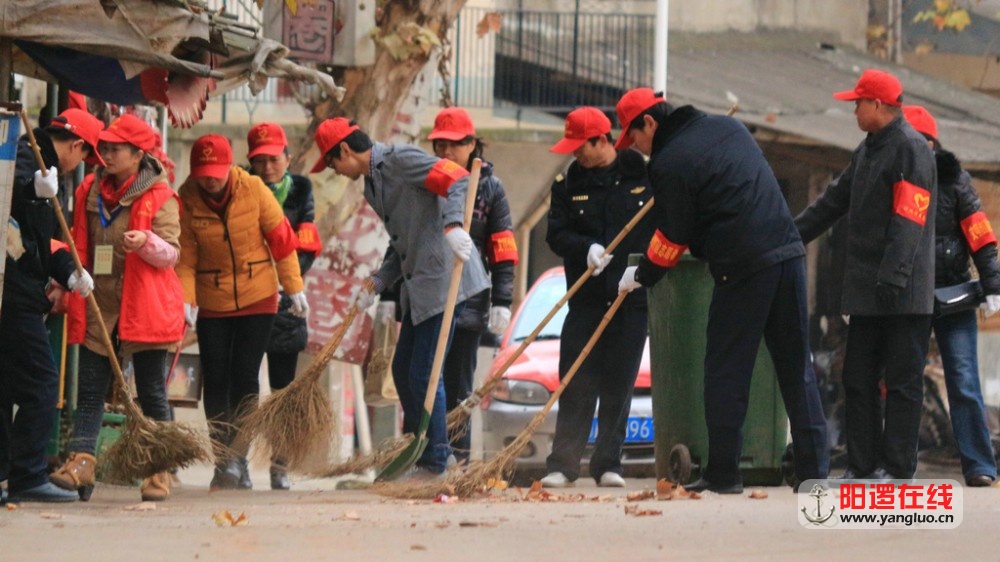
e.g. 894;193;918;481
410;545;427;551
623;505;662;517
40;512;63;520
627;490;656;502
337;511;361;521
211;511;249;527
486;478;508;490
433;520;450;528
459;521;498;527
6;504;17;511
749;490;768;500
123;502;157;511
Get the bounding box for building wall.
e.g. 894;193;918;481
902;52;1000;98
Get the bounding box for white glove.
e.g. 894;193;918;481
184;303;199;327
33;167;59;199
377;301;396;325
288;291;310;318
487;306;511;335
618;265;642;293
981;294;1000;318
444;227;473;262
353;283;377;311
67;269;93;297
587;243;613;276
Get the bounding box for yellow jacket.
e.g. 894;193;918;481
177;166;303;312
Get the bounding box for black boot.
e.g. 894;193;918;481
210;459;241;491
237;458;253;490
270;459;290;491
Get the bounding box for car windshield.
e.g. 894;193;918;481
510;274;568;342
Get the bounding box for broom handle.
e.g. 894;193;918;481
459;198;654;409
19;110;140;415
421;159;481;416
535;289;628;421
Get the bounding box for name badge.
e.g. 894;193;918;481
93;244;114;275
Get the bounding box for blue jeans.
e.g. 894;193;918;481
932;310;998;480
392;306;461;473
69;346;172;455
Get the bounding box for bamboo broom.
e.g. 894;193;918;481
19;110;209;482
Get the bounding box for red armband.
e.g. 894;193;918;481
424;159;469;197
295;222;323;255
646;229;687;268
265;217;298;261
489;230;519;265
961;211;998;252
892;179;931;227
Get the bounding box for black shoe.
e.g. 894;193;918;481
270;463;290;491
966;474;995;487
210;460;241;491
237;458;253;490
684;477;743;494
9;482;78;503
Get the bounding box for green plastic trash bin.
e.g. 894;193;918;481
647;255;790;486
95;412;127;458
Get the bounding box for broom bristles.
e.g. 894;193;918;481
238;376;335;469
101;418;211;483
306;434;414;478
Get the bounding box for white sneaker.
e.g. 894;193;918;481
598;472;626;487
539;472;572;488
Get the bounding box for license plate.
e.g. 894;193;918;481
588;417;654;443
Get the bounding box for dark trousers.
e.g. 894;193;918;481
266;352;299;391
197;313;275;458
392;307;461;473
0;307;60;494
443;327;481;461
843;314;932;478
546;303;647;482
703;257;828;484
69;346;171;455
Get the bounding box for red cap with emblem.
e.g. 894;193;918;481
190;134;233;180
428;107;476;141
247;122;288;159
99;114;159;152
614;88;667;149
549;107;612;154
833;69;903;106
311;117;360;173
902;105;938;141
47;108;106;167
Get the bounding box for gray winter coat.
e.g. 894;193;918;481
795;116;937;315
366;143;490;325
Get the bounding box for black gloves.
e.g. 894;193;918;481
876;282;902;311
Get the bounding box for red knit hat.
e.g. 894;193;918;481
903;105;938;140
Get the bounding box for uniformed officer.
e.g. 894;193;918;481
796;70;937;481
616;89;829;493
312;118;490;478
541;106;655;489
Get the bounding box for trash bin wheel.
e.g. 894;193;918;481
667;444;692;483
781;443;796;487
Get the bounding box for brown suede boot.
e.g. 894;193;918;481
140;471;171;501
50;452;97;501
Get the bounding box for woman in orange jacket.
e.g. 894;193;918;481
176;134;307;490
51;114;184;502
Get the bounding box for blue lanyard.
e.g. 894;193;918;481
97;193;125;229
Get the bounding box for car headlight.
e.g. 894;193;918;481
490;379;550;405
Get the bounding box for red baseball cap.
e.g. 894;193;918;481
428;107;476;141
247;122;288;159
549;107;612;154
190;134;233;180
902;105;938;140
99;114;159;152
311;117;360;173
833;69;903;106
47;108;106;167
614;88;667;149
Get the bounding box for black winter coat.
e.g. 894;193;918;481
456;162;516;331
634;106;803;288
548;148;655;308
265;173;317;354
3;130;74;313
933;149;1000;293
796;116;937;315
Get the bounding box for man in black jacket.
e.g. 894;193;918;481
1;108;101;503
904;105;998;487
615;89;828;493
795;70;937;480
542;106;655;489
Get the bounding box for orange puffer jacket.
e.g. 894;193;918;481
177;166;303;312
